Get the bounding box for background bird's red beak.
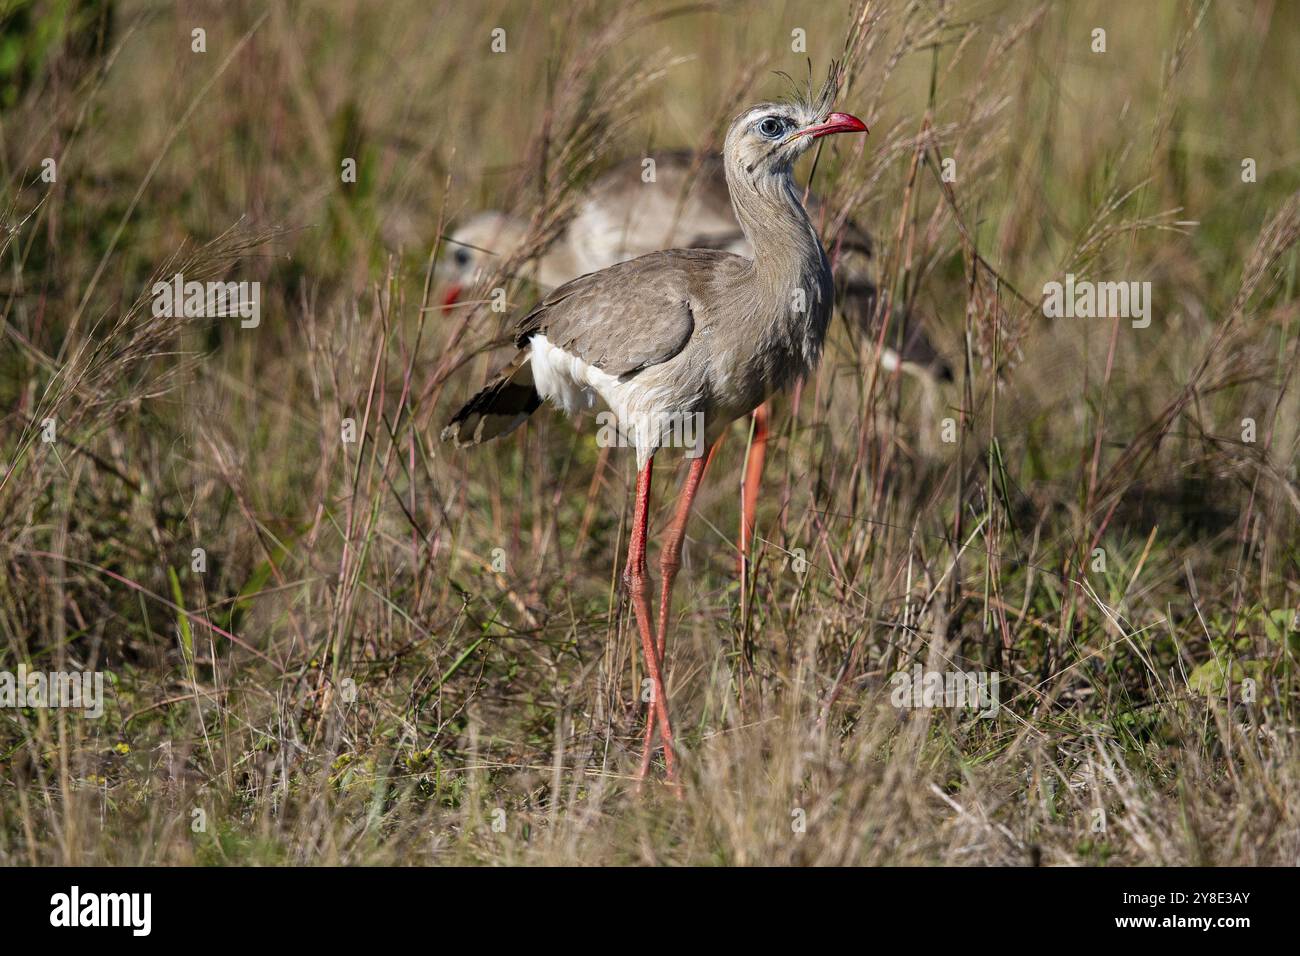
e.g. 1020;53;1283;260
440;283;463;311
798;111;869;139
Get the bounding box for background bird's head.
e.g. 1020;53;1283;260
723;63;867;185
436;211;527;308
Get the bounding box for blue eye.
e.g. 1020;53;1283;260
453;247;471;266
758;117;785;138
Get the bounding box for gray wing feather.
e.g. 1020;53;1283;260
515;250;722;378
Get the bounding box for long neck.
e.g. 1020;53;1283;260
721;161;836;392
726;164;830;296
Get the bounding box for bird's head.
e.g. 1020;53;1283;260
436;211;528;309
723;63;867;184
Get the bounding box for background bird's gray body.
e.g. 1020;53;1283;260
568;150;874;266
568;153;750;266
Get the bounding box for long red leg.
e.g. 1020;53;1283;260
624;456;676;783
635;449;712;781
739;403;769;574
656;452;709;660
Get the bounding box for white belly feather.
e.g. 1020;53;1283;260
527;333;612;416
527;333;704;465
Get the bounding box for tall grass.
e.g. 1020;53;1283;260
0;0;1297;865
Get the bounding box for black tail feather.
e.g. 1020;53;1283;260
441;359;542;447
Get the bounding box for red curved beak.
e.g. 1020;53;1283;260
798;111;869;139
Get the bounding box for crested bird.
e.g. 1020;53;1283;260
439;148;948;571
441;69;868;783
